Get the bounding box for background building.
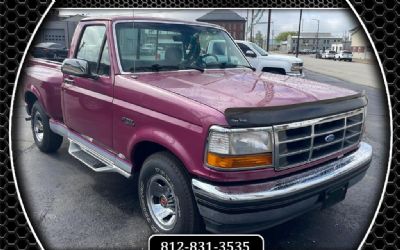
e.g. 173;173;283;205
286;32;342;52
34;12;85;48
350;27;373;60
331;40;351;52
196;10;246;40
279;41;288;53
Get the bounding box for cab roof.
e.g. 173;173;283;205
81;16;223;29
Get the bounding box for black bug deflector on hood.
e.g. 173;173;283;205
225;93;368;127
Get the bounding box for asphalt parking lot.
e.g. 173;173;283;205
12;67;390;249
299;54;382;89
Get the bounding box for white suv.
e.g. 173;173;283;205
334;50;353;62
321;50;336;59
235;40;304;76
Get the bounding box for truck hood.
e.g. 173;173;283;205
260;54;303;63
126;69;359;114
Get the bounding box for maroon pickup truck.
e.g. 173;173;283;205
22;16;372;233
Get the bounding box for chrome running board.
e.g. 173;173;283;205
49;119;131;178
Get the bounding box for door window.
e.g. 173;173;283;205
237;43;252;53
76;25;107;74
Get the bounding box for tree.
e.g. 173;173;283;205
276;31;297;42
254;31;264;47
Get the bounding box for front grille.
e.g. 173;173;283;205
273;108;365;170
293;62;303;67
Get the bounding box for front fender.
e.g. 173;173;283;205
259;59;291;73
127;125;201;174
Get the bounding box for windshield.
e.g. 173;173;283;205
250;42;268;56
115;22;250;72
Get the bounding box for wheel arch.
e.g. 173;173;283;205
262;67;287;75
24;90;39;115
130;139;192;178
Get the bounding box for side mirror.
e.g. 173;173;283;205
245;50;257;58
61;58;92;78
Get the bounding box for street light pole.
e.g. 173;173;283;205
250;10;254;42
295;9;302;58
266;9;272;51
312;18;320;58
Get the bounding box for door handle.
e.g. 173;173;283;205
64;78;75;85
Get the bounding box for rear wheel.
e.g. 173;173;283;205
139;151;201;234
31;101;63;153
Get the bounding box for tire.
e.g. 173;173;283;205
139;151;201;234
31;101;63;153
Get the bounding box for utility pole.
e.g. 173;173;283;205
246;10;249;40
271;27;274;50
266;9;272;51
250;10;254;42
312;18;320;58
295;9;302;58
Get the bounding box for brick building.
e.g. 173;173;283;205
350;27;373;60
196;10;246;40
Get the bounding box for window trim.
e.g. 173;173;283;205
95;35;109;76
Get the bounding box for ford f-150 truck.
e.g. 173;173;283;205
22;16;372;234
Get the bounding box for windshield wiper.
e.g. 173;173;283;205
151;64;163;72
218;62;256;71
182;64;205;72
128;64;204;73
140;64;179;72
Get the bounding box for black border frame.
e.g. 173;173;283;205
1;1;397;249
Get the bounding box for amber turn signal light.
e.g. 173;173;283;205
207;152;273;169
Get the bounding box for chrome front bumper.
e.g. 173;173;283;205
286;71;305;77
192;142;372;203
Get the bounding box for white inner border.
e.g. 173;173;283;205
8;5;392;250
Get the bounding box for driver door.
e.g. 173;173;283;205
62;24;114;148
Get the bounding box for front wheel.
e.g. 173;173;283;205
31;101;63;153
139;152;202;234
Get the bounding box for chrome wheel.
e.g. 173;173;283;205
33;113;44;143
146;174;178;231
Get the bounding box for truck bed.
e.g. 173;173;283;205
23;57;64;121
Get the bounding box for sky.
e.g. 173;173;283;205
58;9;359;39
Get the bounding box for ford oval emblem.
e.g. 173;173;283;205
325;134;335;143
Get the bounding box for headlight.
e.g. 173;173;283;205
291;62;303;71
206;126;273;170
